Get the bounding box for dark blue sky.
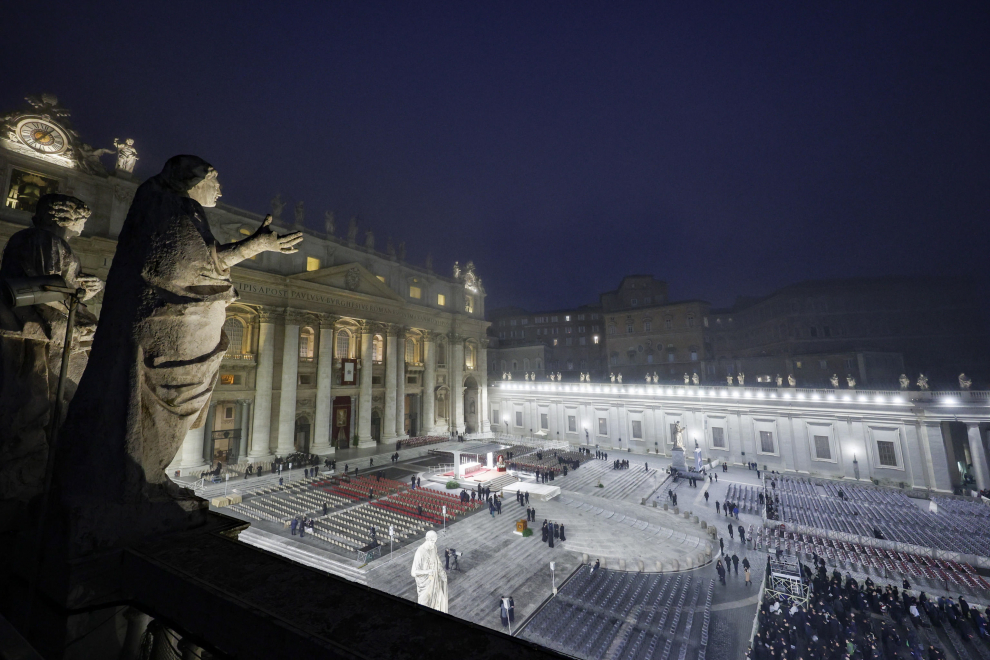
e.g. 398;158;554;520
3;1;988;311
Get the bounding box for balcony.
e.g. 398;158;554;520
222;352;256;365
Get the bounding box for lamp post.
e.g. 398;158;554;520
550;561;556;595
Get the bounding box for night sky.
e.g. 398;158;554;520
3;2;988;312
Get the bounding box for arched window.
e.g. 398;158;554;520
465;343;477;370
512;360;518;370
223;317;245;355
687;314;695;328
299;327;315;359
335;329;351;358
608;325;616;335
373;335;384;362
523;358;530;371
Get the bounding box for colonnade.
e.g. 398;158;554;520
173;307;488;470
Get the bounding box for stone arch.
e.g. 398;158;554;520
294;413;313;453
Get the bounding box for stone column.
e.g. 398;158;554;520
276;311;303;456
357;321;375;446
312;314;337;455
451;334;465;433
383;324;399;441
422;331;437;434
179;424;207;469
967;423;989;491
479;338;490;434
237;399;251;462
395;327;407;438
249;307;280;459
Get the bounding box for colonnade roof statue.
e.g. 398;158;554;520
53;155;303;556
0;194;103;513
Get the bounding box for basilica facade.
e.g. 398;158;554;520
0;95;490;472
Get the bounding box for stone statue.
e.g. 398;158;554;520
787;374;796;387
347;217;358;244
776;374;783;387
683;373;689;385
917;374;929;390
54;155;303;555
653;372;658;383
398;241;406;262
610;373;615;383
364;229;375;250
692;373;699;386
580;373;586;382
616;373;622;383
425;253;434;272
959;373;972;390
411;530;448;613
324;210;335;236
673;421;685;449
899;374;910;389
829;374;839;388
113;138;139;173
73;143;114;176
0;194;104;508
737;373;745;386
846;375;856;388
386;238;396;259
645;373;651;383
452;261;461;279
270;193;285;222
524;372;530;381
726;375;733;386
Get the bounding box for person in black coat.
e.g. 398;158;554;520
499;597;509;628
542;520;548;542
559;524;566;541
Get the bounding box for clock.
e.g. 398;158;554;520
16;118;68;154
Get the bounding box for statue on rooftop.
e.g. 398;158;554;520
54;155;303;555
610;373;615;383
899;374;910;390
364;229;375;250
645;373;651;383
776;374;783;387
347;217;358;244
787;374;796;387
270;193;284;222
411;530;448;613
726;375;733;386
959;373;972;390
294;201;305;227
0;194;103;508
737;373;745;386
684;373;689;385
398;241;406;262
524;372;530;381
917;374;929;390
846;375;856;388
692;373;699;386
386;237;396;259
830;374;839;388
653;372;658;383
113;138;139;174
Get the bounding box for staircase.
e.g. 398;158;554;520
239;527;368;585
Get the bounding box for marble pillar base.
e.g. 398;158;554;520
671;447;687;472
356;439;378;448
311;446;336;456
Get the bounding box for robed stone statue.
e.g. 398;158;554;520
53;155;302;555
411;530;448;612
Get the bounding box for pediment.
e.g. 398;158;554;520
289;263;405;302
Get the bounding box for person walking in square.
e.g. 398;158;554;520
705;491;710;505
716;559;726;585
291;518;298;535
731;554;739;574
742;556;751;586
738;524;746;545
715;500;720;514
733;504;739;519
719;537;724;554
727;523;734;540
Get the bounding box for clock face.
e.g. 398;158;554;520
16;118;68;154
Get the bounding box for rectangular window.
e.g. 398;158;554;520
465;295;474;313
598;418;608;435
515;411;523;427
566;326;572;333
593;335;600;344
298;373;314;385
579;337;586;345
224;406;235;419
760;430;775;453
437;293;446;306
712;427;726;448
643;320;651;332
409;285;422;299
565;338;572;346
632;420;643;439
492;409;499;425
626;324;634;333
877;441;897;467
220;374;236;385
568;415;577;432
845;358;854;370
577;314;585;321
565;315;571;321
520;319;528;325
814;435;831;460
306;256;321;271
551;316;559;322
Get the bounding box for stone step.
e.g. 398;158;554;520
239;527;368;585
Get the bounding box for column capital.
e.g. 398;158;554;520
383;322;401;336
357;320;379;334
317;313;340;329
284;309;310;326
448;333;464;344
421;329;439;342
257;306;284;324
480;337;491;349
236;398;252;405
396;326;411;340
